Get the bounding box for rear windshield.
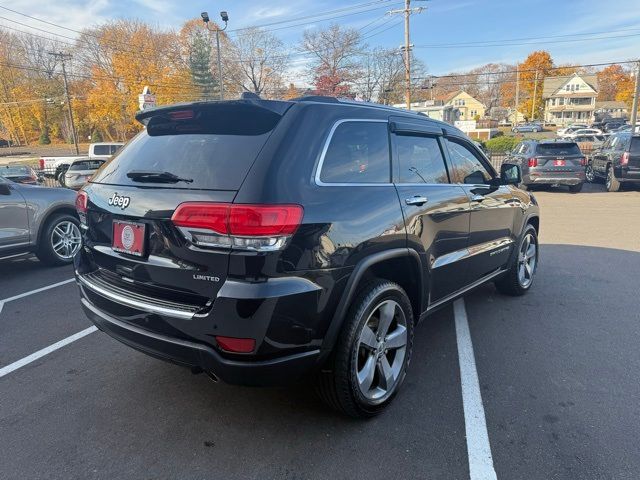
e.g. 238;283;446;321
69;160;104;171
1;165;30;176
93;145;112;156
91;104;282;190
535;143;581;156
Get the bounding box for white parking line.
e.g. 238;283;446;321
454;298;498;480
0;326;98;378
0;278;75;314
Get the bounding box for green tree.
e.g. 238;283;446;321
189;30;217;99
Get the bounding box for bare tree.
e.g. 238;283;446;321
225;27;289;96
356;48;405;103
301;24;363;96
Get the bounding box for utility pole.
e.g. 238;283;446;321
388;0;424;110
530;69;539;121
630;60;640;127
514;64;520;126
202;11;229;101
48;51;79;154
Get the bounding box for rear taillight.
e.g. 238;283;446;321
75;190;88;214
620;152;629;165
171;203;304;251
215;336;255;354
528;157;538;167
39;158;44;169
579;157;587;166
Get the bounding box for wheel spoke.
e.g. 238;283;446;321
377;356;394;390
524;262;532;279
359;325;378;350
518;263;526;281
526;244;536;260
357;356;376;392
52;240;64;250
377;301;395;337
64;222;72;234
385;325;407;350
53;226;65;237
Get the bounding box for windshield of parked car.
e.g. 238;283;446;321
536;143;581;155
1;165;31;176
69;160;104;171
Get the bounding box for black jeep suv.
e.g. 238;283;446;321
586;132;640;191
74;95;540;417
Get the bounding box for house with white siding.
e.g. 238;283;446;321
542;73;598;126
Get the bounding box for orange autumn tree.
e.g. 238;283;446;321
518;51;553;120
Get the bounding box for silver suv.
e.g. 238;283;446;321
0;176;81;265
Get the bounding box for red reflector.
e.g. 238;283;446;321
168;110;195;120
171;203;303;237
215;336;255;353
171;203;228;234
229;205;303;236
39;158;45;169
528;157;538;167
621;152;629;165
76;190;88;214
579;157;587;166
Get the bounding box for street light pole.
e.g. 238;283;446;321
630;60;640;128
202;11;229;101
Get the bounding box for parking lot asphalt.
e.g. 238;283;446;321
1;182;639;480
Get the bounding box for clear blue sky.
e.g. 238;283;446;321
4;0;640;75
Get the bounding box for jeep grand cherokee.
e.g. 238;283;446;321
74;94;540;417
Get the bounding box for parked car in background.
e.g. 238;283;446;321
602;121;626;133
74;95;540;418
63;158;105;189
512;122;543;133
0;176;80;265
586;132;640;191
40;142;124;184
557;123;589;136
1;164;39;185
612;124;632;133
0;138;14;147
507;139;586;192
561;128;603;139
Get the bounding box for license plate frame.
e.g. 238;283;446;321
112;220;146;257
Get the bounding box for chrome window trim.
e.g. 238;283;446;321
314;118;394;187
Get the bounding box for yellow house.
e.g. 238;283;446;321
440;90;486;120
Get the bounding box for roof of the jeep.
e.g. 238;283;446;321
135;92;460;134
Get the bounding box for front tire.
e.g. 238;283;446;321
316;279;414;418
606;165;620;192
495;224;538;296
568;183;583;193
36;214;82;266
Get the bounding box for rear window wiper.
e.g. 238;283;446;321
126;170;193;183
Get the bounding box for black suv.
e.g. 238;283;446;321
586;132;640;191
506;139;586;192
74;96;540;417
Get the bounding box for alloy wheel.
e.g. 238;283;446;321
355;299;408;402
517;233;537;288
51;220;81;259
585;164;595;183
606;168;612;190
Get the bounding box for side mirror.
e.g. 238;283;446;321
500;163;521;185
0;183;11;195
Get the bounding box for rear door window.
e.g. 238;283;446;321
93;145;111;156
91;104;283;190
535;143;581;156
630;137;640;154
395;135;449;184
319;121;390;184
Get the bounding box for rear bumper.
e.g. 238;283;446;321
616;167;640;183
80;296;321;386
524;170;585;185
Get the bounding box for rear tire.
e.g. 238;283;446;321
495;224;538;296
606;165;620;192
315;279;414;418
585;163;597;183
35;214;82;266
568;183;583;193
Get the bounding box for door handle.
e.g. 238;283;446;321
405;196;428;206
471;194;486;202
